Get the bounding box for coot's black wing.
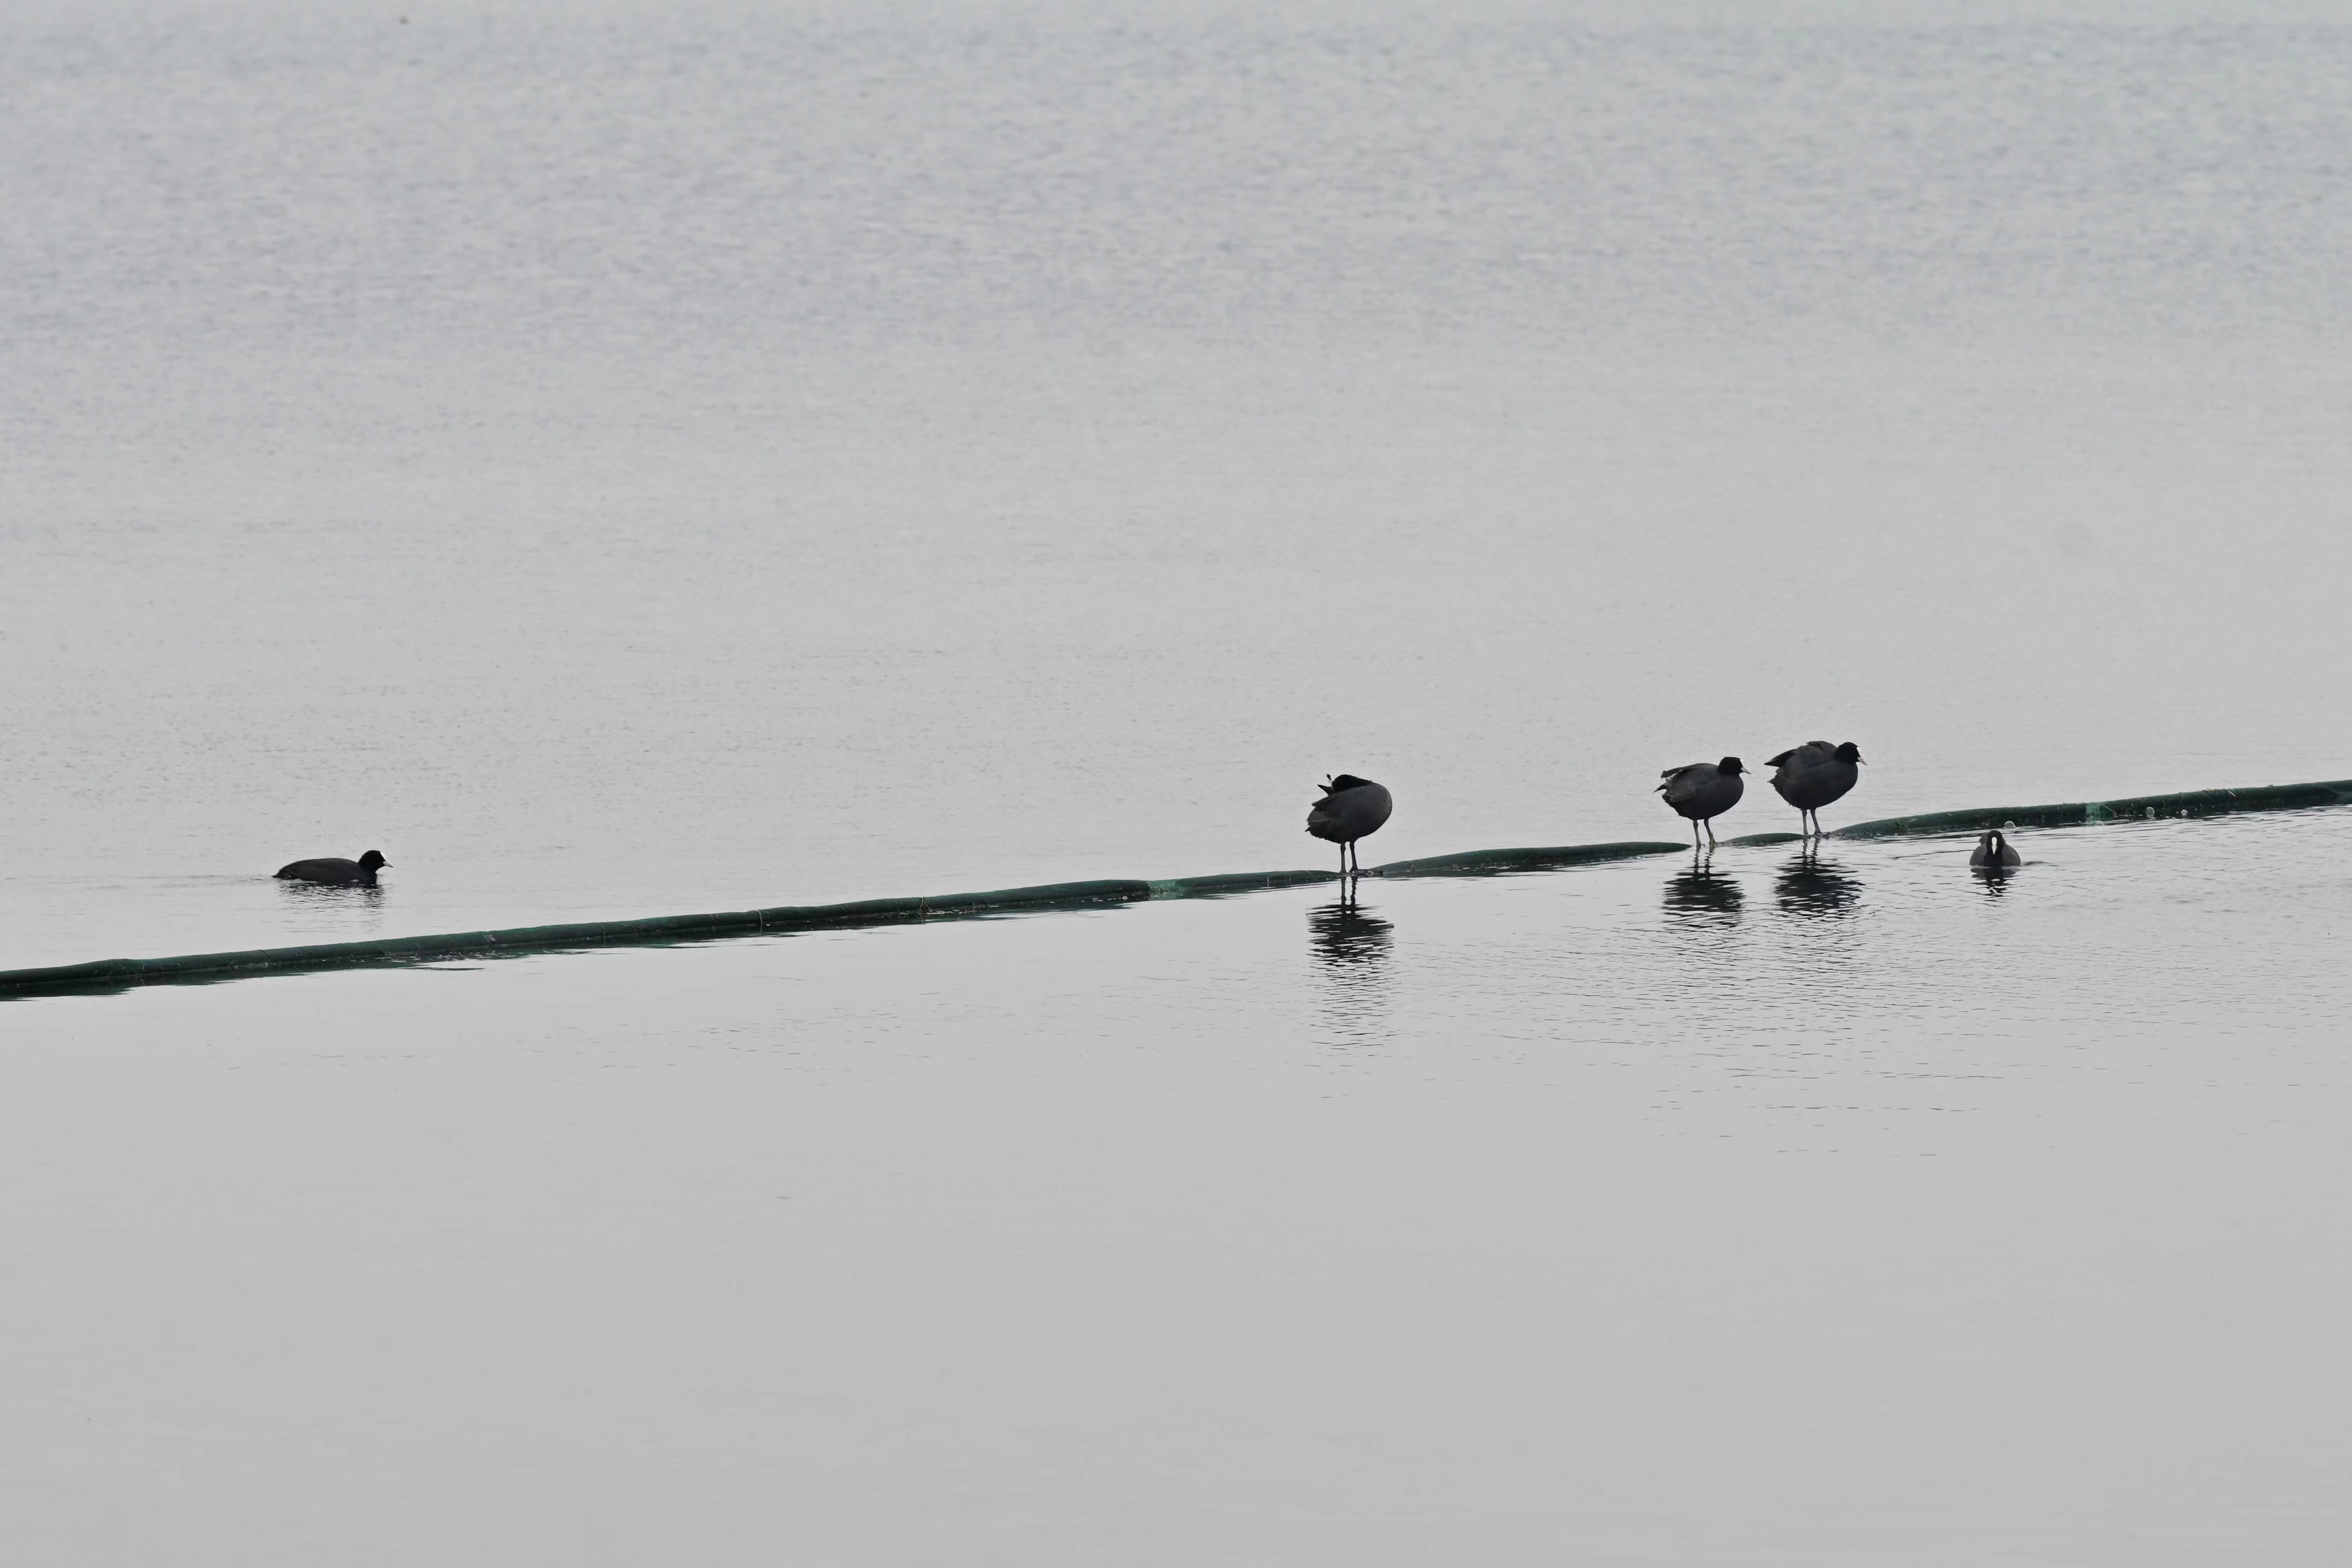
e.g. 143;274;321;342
276;856;358;881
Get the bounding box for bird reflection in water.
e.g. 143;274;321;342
1971;863;2018;898
1775;846;1862;919
274;880;388;904
1308;900;1394;1048
272;877;389;937
1663;860;1744;926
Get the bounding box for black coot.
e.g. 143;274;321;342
275;849;390;886
1657;757;1747;849
1306;775;1394;879
1765;740;1864;837
1969;831;2021;869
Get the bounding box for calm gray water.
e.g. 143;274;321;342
10;815;2352;1564
5;1;2350;1561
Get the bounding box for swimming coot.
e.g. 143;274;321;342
1306;774;1393;879
274;850;390;886
1969;831;2022;868
1657;757;1747;849
1766;740;1864;837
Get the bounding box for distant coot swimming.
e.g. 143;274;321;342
274;850;390;886
1306;774;1393;880
1969;831;2022;868
1657;757;1747;850
1766;740;1864;837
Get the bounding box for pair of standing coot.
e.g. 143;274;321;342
1657;741;1865;849
1658;747;2023;869
275;850;389;886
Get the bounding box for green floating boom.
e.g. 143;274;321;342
2;777;2346;999
0;871;1342;998
1372;841;1689;877
1828;778;2352;840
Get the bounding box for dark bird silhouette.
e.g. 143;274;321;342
274;850;390;886
1657;757;1747;850
1306;774;1393;880
1969;831;2022;869
1766;740;1864;837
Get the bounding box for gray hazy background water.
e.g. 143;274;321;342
6;3;2352;1563
5;0;2348;958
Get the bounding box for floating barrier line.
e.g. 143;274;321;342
1817;777;2352;841
3;777;2347;999
0;871;1334;999
1371;841;1689;877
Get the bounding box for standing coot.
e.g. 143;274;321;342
1766;740;1864;837
1306;775;1393;880
274;850;390;886
1657;757;1747;850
